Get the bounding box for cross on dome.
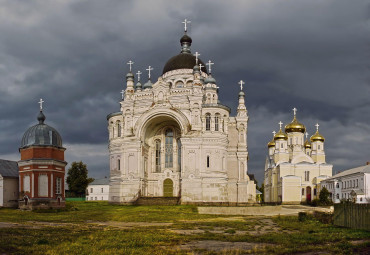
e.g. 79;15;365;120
278;121;283;130
38;98;44;111
293;107;297;116
182;19;191;32
305;132;309;139
272;131;276;136
120;90;125;99
206;60;214;74
315;123;320;131
194;52;200;65
136;71;142;81
127;60;134;72
199;63;204;73
146;66;153;79
238;80;245;91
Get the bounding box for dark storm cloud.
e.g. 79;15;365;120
0;0;369;183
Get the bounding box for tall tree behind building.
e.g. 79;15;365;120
66;161;94;197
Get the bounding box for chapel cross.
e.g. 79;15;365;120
293;107;297;116
127;60;134;72
199;63;204;73
238;80;245;91
194;52;200;65
278;121;283;130
272;131;276;136
182;19;191;32
136;71;142;82
38;98;44;111
315;123;319;131
121;90;125;100
146;66;153;79
206;60;214;74
305;132;309;139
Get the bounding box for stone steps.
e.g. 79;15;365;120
134;197;180;206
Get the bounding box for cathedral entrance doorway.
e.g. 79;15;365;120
306;186;312;202
163;179;174;197
140;113;184;197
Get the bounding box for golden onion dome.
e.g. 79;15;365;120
267;139;276;148
304;139;311;148
310;130;325;142
274;129;288;141
285;116;306;133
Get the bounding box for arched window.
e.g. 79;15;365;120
215;114;220;131
165;129;173;168
177;138;181;171
207;156;210;168
155;140;161;172
117;121;121;137
118;159;120;170
206;114;211;131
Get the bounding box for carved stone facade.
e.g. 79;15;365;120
107;32;256;205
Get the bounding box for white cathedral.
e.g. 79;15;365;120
107;23;256;205
264;109;333;204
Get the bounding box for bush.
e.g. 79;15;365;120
313;211;333;224
310;198;319;207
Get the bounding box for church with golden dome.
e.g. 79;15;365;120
264;108;332;204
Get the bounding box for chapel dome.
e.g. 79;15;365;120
304;139;312;148
285;116;306;133
310;131;325;142
20;111;63;149
162;33;208;75
274;129;288;141
267;139;276;148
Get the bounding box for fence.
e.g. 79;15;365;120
334;203;370;231
65;197;86;202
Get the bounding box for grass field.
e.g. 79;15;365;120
0;202;369;254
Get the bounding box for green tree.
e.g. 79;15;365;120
319;187;331;205
66;161;94;197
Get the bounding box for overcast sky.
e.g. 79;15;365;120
0;0;369;185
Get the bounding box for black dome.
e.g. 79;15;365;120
21;111;63;148
162;53;208;74
180;34;192;44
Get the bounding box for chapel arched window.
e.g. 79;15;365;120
155;140;161;172
215;114;220;131
165;129;173;168
117;121;121;137
206;114;211;131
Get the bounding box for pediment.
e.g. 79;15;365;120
291;153;314;164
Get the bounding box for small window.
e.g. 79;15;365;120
95;197;97;200
314;188;317;196
318;145;321;150
356;179;358;187
302;188;304;195
281;143;284;149
207;156;210;168
118;159;121;170
336;194;339;199
336;183;339;188
360;198;363;202
91;188;93;193
101;188;104;193
290;138;292;144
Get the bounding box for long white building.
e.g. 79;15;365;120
320;164;370;204
86;178;110;201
